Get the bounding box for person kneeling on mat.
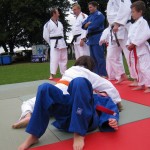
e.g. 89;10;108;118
18;56;121;150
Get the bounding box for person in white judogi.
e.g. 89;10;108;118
126;1;150;93
100;27;125;81
43;8;68;80
106;0;137;84
12;56;122;129
71;3;90;59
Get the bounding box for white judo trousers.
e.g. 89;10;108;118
100;27;125;80
127;17;150;87
106;0;137;79
72;12;90;59
43;20;67;75
20;66;122;120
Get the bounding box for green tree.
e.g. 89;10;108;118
0;0;70;53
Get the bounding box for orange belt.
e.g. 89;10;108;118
57;80;70;86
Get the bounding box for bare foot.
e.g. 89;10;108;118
115;74;127;84
117;102;123;112
129;79;138;87
12;113;31;129
132;85;145;91
73;133;85;150
49;74;54;80
144;88;150;93
108;119;118;130
18;135;38;150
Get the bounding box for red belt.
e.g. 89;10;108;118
129;46;139;81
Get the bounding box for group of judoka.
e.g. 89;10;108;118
12;1;150;150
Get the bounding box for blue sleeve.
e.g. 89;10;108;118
88;14;105;32
82;17;89;30
94;95;119;132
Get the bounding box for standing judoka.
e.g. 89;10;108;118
106;0;137;84
43;8;68;80
71;3;90;59
18;56;120;150
99;27;124;81
82;1;107;77
126;1;150;93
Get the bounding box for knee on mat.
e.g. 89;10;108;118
38;83;53;92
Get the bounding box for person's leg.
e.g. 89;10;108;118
120;32;137;81
74;44;80;60
67;77;99;150
93;94;119;131
18;83;68;150
90;44;107;76
107;42;126;81
59;48;68;75
49;46;60;79
136;54;150;93
12;97;36;129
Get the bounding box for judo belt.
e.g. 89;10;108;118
129;46;139;81
110;26;120;47
57;80;116;116
86;29;103;38
71;34;81;44
50;36;63;48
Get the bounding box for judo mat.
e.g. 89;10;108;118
30;118;150;150
111;80;150;106
50;78;150;106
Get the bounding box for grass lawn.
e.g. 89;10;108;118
0;56;129;85
0;60;75;85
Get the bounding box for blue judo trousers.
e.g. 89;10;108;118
82;11;107;76
26;78;119;138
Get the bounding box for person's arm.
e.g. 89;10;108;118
114;0;131;26
88;13;105;32
99;27;110;45
131;19;150;47
43;22;50;44
82;16;90;30
90;74;121;104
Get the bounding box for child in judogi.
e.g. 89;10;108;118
126;1;150;93
18;56;121;150
100;27;125;82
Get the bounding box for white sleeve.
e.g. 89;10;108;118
99;27;110;42
114;0;131;25
131;20;150;46
81;14;88;39
43;22;50;44
90;74;122;104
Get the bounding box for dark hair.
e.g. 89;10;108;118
88;1;99;8
50;8;58;17
131;1;146;14
74;56;95;71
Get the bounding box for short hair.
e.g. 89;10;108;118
131;1;146;14
50;8;58;17
74;56;95;71
72;3;81;10
88;1;99;8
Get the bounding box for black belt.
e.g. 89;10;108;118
110;26;120;47
87;29;103;38
50;36;63;48
71;34;81;44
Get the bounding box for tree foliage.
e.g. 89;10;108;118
0;0;70;53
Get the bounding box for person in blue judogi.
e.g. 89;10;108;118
82;1;107;76
18;56;120;150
